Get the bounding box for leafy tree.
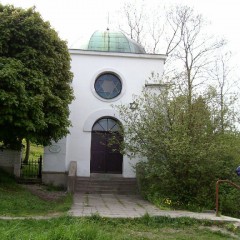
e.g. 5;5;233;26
207;52;238;133
114;2;240;217
0;4;74;150
117;86;240;211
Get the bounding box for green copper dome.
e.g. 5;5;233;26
84;30;145;54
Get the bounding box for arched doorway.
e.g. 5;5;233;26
90;117;123;174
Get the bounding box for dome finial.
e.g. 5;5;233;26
107;12;110;31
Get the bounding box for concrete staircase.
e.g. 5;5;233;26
75;174;138;194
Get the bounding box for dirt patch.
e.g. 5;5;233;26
21;184;67;201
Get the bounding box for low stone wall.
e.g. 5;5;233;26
42;171;67;189
0;149;21;175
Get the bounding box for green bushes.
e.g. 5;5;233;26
135;129;240;215
220;184;240;218
136;158;240;216
117;88;240;216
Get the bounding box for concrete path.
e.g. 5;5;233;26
69;193;240;225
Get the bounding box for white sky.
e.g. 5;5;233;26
0;0;240;71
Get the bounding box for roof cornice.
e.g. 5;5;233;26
69;49;167;61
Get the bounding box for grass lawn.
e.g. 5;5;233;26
0;169;72;216
1;169;240;239
0;215;239;240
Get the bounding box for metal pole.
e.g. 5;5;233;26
215;180;219;216
38;155;42;179
215;179;240;216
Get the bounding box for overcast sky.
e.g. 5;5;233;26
1;0;240;72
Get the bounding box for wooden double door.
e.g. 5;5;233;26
90;118;123;174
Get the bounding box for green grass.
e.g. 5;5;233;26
0;169;72;216
0;169;239;239
22;139;44;160
0;215;239;240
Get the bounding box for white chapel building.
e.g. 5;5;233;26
42;30;166;188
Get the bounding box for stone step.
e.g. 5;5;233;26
76;181;137;186
76;184;137;189
76;184;137;190
76;189;137;194
76;177;137;181
75;176;138;194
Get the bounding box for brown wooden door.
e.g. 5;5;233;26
105;132;123;173
91;132;107;173
90;118;123;174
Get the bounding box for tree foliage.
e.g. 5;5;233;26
0;4;74;149
117;85;240;211
117;4;240;213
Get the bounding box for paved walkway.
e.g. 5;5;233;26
1;193;239;225
69;193;240;225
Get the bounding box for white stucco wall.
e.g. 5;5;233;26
44;50;166;178
68;50;166;177
43;138;67;172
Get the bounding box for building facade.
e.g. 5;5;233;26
42;30;166;187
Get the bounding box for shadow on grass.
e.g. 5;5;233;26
0;168;72;216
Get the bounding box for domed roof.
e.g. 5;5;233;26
81;30;145;54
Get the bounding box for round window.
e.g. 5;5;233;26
94;73;122;99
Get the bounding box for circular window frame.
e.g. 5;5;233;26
91;69;126;102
